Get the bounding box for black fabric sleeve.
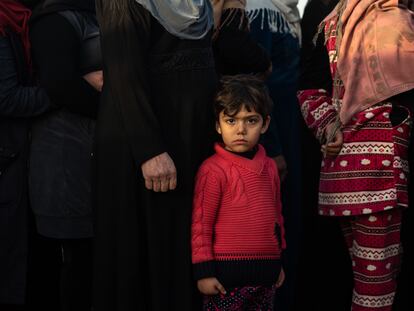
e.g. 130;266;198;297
0;35;51;117
30;14;99;119
95;0;166;165
214;9;271;75
298;31;333;92
299;0;335;92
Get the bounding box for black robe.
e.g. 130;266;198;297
93;1;217;310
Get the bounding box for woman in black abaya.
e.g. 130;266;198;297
93;1;217;310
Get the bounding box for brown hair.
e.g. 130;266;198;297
214;74;273;121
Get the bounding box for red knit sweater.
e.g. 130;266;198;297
191;143;285;287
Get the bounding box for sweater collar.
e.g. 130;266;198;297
214;143;266;174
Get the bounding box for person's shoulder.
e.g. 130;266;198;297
31;11;67;26
199;153;227;169
30;12;81;49
197;153;229;176
31;12;78;36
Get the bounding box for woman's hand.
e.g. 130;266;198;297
141;152;177;192
321;121;343;157
197;277;226;295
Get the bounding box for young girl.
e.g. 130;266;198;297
298;0;414;310
191;74;285;310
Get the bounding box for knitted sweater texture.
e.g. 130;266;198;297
191;143;285;287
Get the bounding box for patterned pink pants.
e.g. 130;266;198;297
203;286;275;311
341;208;402;311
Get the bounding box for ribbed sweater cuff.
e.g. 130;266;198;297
193;261;216;281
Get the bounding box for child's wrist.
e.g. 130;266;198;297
193;261;216;281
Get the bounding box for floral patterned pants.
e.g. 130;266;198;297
203;285;275;311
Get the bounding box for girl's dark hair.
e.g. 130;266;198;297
214;74;273;120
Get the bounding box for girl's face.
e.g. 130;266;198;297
216;106;270;153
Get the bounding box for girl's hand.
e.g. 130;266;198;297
275;268;285;288
321;121;343;157
197;277;226;295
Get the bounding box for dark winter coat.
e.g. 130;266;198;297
28;1;101;239
0;31;51;304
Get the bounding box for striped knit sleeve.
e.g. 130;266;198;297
297;89;337;143
191;161;223;280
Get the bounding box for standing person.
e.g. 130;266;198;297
298;0;414;310
27;0;101;310
0;1;51;310
296;1;353;310
246;1;302;309
192;75;286;310
93;0;217;310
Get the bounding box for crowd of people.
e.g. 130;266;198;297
0;0;413;311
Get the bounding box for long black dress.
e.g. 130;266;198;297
93;1;217;310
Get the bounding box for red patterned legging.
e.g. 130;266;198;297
203;285;275;311
340;208;402;311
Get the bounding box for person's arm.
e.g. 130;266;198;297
96;0;166;167
30;14;99;119
297;33;337;143
192;162;226;295
83;70;103;92
191;163;222;279
0;35;51;117
299;31;333;92
214;8;271;75
211;0;225;29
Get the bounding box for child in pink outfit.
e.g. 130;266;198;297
191;74;286;310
